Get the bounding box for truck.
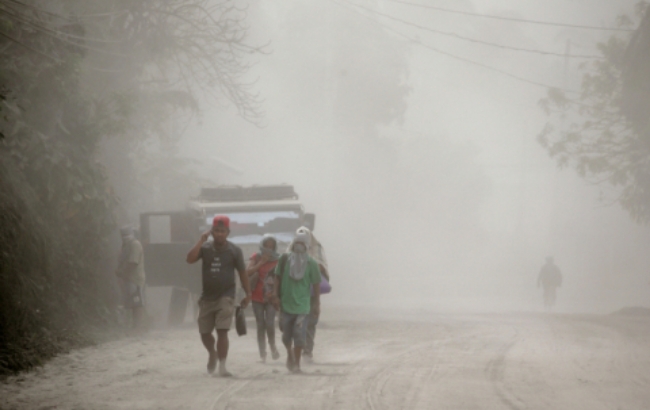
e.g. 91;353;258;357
139;185;315;325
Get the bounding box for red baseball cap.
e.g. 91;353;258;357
212;215;230;228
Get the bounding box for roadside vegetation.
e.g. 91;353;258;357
0;0;261;375
539;2;650;223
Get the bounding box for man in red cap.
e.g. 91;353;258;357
186;215;251;376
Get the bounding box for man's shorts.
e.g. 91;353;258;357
280;311;307;348
197;297;234;334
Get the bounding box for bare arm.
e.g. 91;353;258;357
238;267;252;308
311;282;321;316
245;255;269;276
245;259;258;276
186;231;210;264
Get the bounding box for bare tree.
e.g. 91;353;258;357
537;5;650;223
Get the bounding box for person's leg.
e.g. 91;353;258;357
548;288;556;309
216;329;231;376
201;333;217;357
281;312;296;371
125;282;136;329
280;311;292;349
293;345;303;372
133;306;145;330
265;303;279;359
120;281;130;327
252;302;267;360
130;285;148;331
197;300;218;374
542;288;548;308
304;308;319;359
214;297;235;377
292;314;308;373
201;332;218;374
550;287;557;307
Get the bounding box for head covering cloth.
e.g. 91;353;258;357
287;226;328;270
259;233;280;261
288;230;311;280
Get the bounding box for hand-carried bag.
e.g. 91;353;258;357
235;306;247;336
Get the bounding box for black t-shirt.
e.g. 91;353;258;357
198;241;245;301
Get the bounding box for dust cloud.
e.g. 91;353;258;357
5;2;650;404
162;0;650;314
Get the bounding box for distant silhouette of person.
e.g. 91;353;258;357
537;256;563;309
116;226;147;331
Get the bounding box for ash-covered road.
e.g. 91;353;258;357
2;309;650;409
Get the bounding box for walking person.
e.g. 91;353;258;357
297;227;330;363
271;229;321;373
115;226;147;332
537;256;563;309
186;215;251;376
246;234;281;362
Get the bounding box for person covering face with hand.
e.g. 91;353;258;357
186;215;251;377
246;234;281;362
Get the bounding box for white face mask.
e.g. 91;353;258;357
293;243;307;253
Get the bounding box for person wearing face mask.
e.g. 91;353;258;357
271;230;321;373
246;234;281;362
294;227;330;363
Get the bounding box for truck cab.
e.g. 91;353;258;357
139;185;315;325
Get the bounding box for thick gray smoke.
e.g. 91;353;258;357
172;0;649;314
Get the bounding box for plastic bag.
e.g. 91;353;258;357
319;277;332;294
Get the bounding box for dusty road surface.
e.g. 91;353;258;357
2;309;650;410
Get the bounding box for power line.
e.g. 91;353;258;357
333;0;578;94
344;0;603;59
402;30;577;92
384;0;635;32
